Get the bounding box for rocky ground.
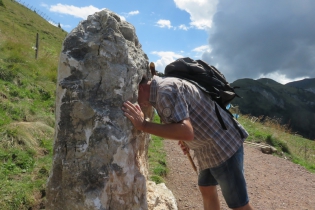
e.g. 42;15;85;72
163;140;315;210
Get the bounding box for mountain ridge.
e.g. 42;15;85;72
231;77;315;140
285;78;315;94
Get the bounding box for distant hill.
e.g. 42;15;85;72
285;78;315;94
231;78;315;140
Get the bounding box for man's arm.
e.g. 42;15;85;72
122;101;194;141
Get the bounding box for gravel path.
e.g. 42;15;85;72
163;140;315;210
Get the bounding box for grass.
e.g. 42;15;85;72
0;123;54;209
148;113;168;184
239;115;315;173
0;0;66;208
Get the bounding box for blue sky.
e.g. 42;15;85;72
22;0;315;84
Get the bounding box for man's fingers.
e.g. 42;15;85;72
135;104;142;112
124;112;135;124
178;141;189;155
122;102;135;114
123;101;138;113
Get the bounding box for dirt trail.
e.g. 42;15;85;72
163;140;315;210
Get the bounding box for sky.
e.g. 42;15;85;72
22;0;315;84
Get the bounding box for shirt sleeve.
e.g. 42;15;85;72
156;87;189;123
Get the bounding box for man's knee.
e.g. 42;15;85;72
199;185;218;198
199;186;221;210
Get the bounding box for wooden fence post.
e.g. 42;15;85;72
35;33;39;59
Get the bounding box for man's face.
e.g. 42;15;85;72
138;85;151;108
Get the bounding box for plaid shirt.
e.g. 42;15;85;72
149;76;248;170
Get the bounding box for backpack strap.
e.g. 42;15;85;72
214;103;227;130
215;102;245;139
232;117;245;139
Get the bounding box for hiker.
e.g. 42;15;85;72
122;75;254;210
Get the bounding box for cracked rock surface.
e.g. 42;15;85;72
46;9;152;210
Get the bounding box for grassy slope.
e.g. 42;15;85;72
238;115;315;172
0;0;66;209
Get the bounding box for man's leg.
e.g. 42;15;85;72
210;145;254;210
199;186;220;210
199;185;253;210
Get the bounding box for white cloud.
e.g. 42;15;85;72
122;10;140;19
151;51;184;72
48;20;57;27
178;24;189;31
49;4;104;19
257;72;309;85
156;19;173;29
193;45;211;53
174;0;219;30
61;24;72;29
128;10;139;16
119;16;126;21
48;21;71;29
192;45;212;58
41;3;48;8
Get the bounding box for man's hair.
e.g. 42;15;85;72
139;76;149;85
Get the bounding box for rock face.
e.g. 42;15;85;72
147;181;178;210
46;10;152;210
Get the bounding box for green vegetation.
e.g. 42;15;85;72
0;0;66;209
239;115;315;173
148;113;168;184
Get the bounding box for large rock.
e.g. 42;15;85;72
46;9;152;210
147;181;178;210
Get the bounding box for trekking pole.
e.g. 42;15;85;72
180;141;198;175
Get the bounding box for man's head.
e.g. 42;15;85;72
138;77;151;108
149;62;156;76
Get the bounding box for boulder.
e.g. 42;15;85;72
46;9;152;210
147;181;178;210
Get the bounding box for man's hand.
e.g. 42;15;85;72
122;101;194;141
122;101;146;130
178;141;190;155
